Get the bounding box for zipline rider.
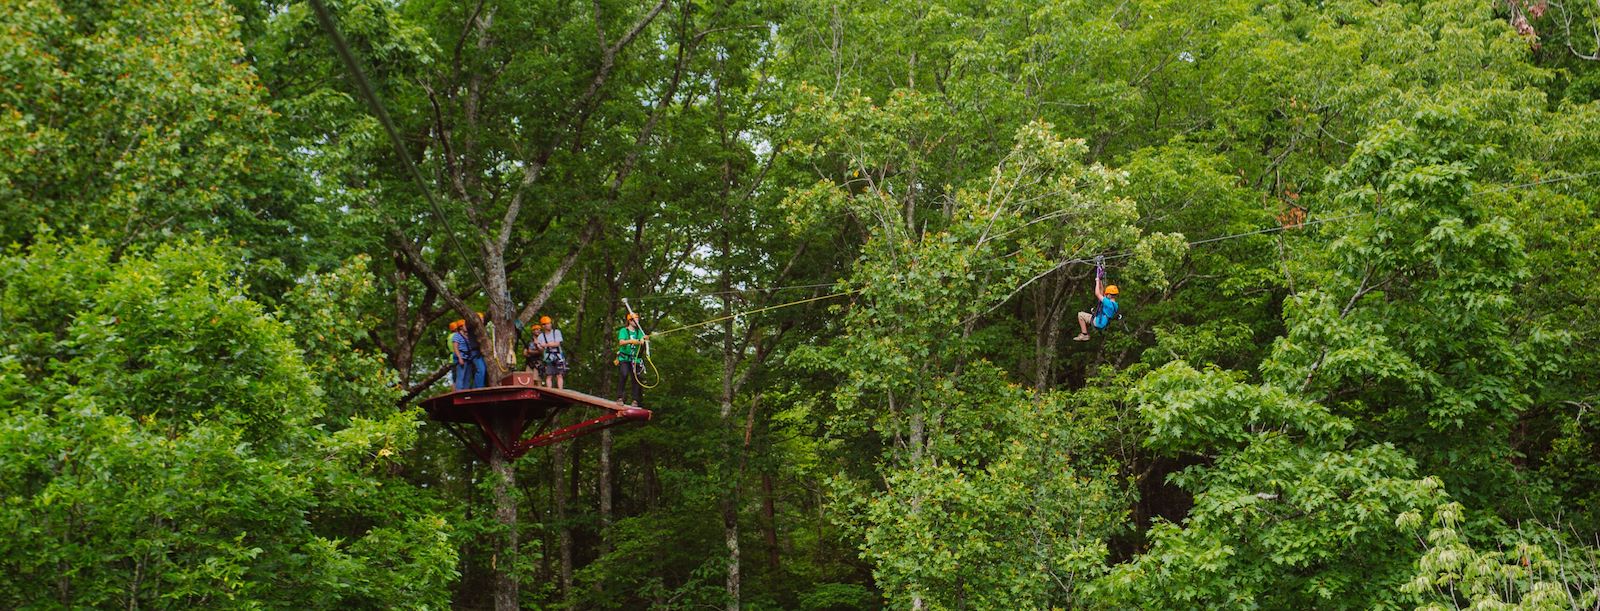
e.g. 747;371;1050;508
1073;259;1119;342
616;312;647;407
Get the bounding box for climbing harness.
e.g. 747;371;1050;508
1087;256;1124;327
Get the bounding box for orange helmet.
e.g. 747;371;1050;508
1105;285;1120;296
449;320;465;331
539;315;552;325
626;312;641;321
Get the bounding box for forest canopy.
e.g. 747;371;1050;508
4;0;1600;609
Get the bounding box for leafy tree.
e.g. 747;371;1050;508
0;0;334;277
0;239;456;608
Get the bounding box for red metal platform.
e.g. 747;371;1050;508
420;372;651;461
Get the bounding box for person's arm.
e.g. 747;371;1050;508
1094;276;1105;300
546;330;562;348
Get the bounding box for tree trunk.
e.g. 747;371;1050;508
490;434;519;611
723;496;741;611
718;210;743;611
552;440;573;598
598;429;613;558
720;327;743;611
1033;275;1068;390
598;256;619;555
761;471;780;572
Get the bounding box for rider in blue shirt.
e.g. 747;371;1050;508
1073;276;1119;342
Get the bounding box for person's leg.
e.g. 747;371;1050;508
452;363;464;390
1075;312;1092;340
620;362;641;406
617;361;629;402
471;356;487;388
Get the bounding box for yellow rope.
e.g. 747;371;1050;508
635;349;661;389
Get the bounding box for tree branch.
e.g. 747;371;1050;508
391;228;491;350
516;218;604;324
496;0;671;252
400;361;454;405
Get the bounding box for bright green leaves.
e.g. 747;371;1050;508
0;238;457;608
1103;95;1591;607
1094;437;1444;609
839;380;1128;610
1106;359;1448;608
861;440;1124;610
0;0;282;250
1268;109;1542;507
0;410;311;607
1137;361;1353;454
1403;503;1600;610
278;255;400;425
1260;289;1422;396
815;119;1152;453
19;239;318;442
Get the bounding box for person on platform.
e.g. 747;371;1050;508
532;315;568;389
615;312;647;407
452;318;487;390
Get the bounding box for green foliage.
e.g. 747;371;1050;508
858;391;1125;609
0;0;328;274
9;0;1600;608
278;255;401;424
1403;503;1600;610
0;238;456;608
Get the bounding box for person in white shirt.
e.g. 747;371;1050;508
531;315;568;389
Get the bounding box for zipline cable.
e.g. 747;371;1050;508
648;289;860;338
1480;169;1600;193
308;0;488;293
626;168;1600;377
1070;169;1600;265
629;282;842;301
633;210;1370;338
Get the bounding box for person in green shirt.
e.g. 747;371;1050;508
616;312;647;406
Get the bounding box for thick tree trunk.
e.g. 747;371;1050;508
718;215;742;611
489;437;519;611
598;257;619;555
720;376;742;611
